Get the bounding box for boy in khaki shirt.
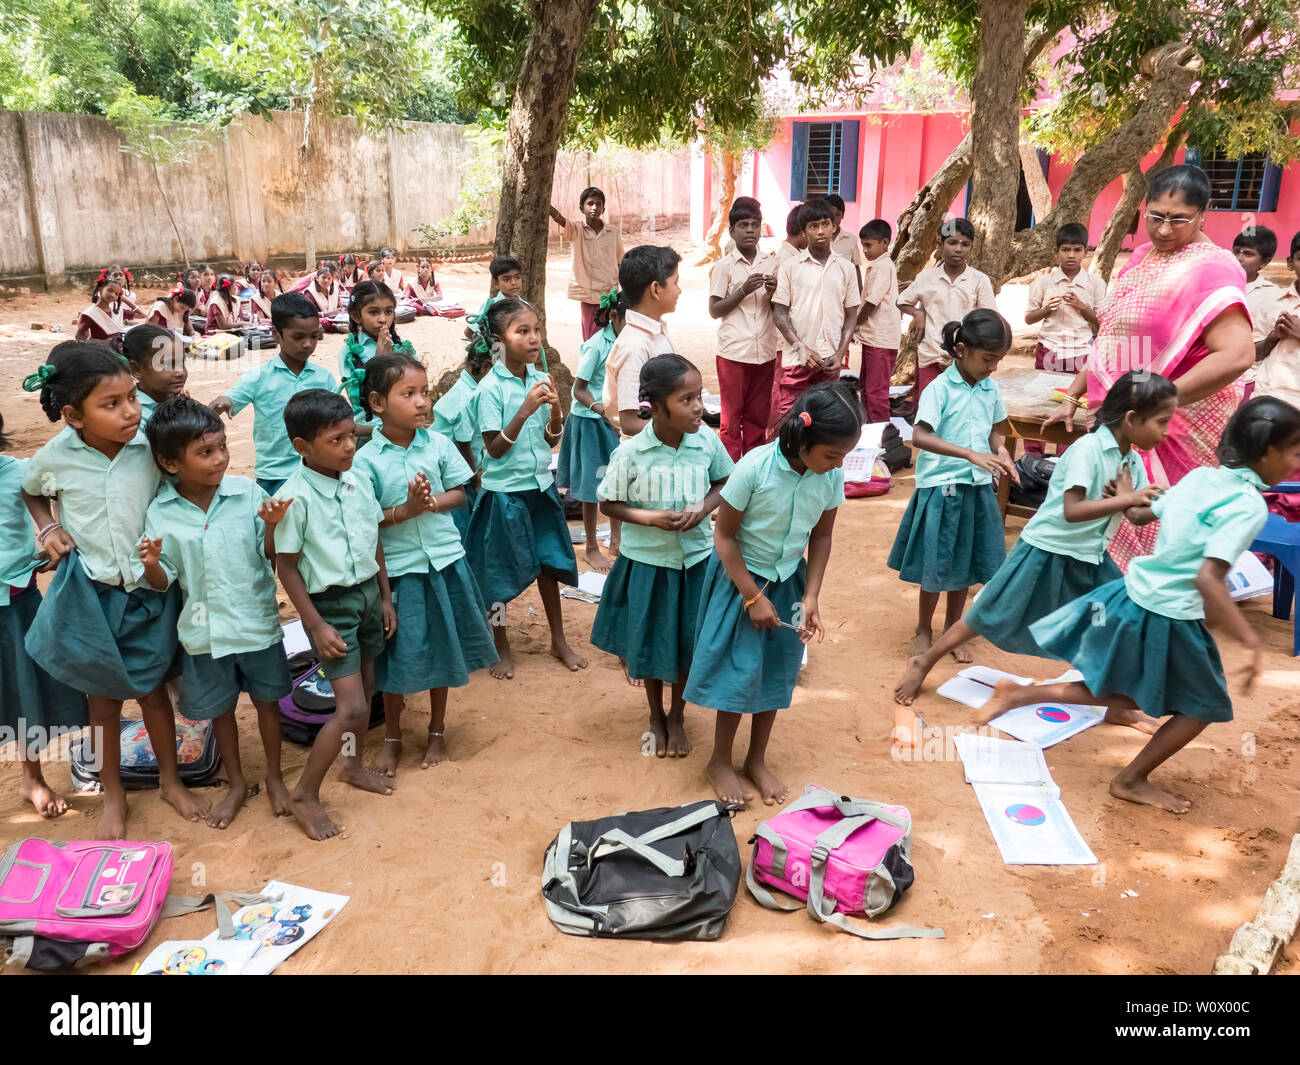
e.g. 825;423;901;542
1233;225;1281;386
853;218;901;423
550;185;624;341
1254;230;1300;412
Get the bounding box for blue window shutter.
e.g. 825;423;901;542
1261;161;1281;213
837;120;860;203
790;122;809;201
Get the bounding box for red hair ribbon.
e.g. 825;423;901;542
798;411;812;427
169;283;186;299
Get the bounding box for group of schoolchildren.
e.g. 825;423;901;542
6;179;1300;849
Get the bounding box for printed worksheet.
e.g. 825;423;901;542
203;881;349;975
953;733;1054;787
135;939;259;975
972;782;1097;865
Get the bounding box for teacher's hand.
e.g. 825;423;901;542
1041;400;1077;435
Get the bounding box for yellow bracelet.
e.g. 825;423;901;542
743;586;767;611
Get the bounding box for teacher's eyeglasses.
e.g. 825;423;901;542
1144;211;1199;229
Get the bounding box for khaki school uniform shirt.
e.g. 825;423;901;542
709;247;780;365
832;230;864;274
1026;267;1107;364
772;249;861;367
898;265;999;368
853;254;902;349
603;309;675;430
563;218;624;303
1255;284;1300;410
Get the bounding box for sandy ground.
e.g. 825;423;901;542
1;243;1297;975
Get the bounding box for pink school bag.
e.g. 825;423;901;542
746;785;945;941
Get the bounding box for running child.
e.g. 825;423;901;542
887;310;1017;667
854;219;901;424
352;354;498;774
558;286;626;572
603;245;681;435
893;370;1175;728
140;397;293;829
0;409;86;819
274;388;398;840
550;185;624;340
339;280;416;436
431;329;492;540
685;383;862;806
147;283;197;336
20;343;205;838
592;354;733;758
465;298;585;678
75;274;126;342
204;274;242;333
978;396;1300;814
405;256;443;312
210;292;337;497
118;324;188;426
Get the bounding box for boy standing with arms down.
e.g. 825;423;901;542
709;197;780;459
853;219;901;424
769;198;860;429
551;186;624;341
897;218;998;397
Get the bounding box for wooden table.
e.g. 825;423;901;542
993;366;1085;521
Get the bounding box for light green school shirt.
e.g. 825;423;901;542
351;426;472;577
570;323;616;420
432;370;484;471
475;361;555;493
720;441;845;582
144;476;281;657
137;391;159;427
274;462;384;594
1125;464;1269;620
1019;426;1149;564
0;456;38;598
597;423;734;570
913;363;1008;489
22;426;160;590
224;355;339;482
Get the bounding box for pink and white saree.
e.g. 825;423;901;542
1089;240;1248;569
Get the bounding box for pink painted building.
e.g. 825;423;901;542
691;110;1300;265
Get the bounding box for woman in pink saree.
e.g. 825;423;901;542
1043;164;1255;568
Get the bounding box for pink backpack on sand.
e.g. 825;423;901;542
746;786;945;941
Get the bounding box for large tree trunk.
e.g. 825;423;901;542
694;146;739;266
494;0;598;345
967;0;1030;284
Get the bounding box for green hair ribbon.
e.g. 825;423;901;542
21;364;57;392
598;285;620;312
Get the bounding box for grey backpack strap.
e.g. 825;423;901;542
744;859;803;912
585;802;722;874
805;835;944;940
160;891;274;939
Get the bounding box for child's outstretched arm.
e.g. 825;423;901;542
549;205;567;227
800;507;837;644
1197;556;1260;691
713;500;779;630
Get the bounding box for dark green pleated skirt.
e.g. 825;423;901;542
556;413;619;503
964;539;1123;657
1029;578;1232;721
466;486;580;607
450;482;479;542
683;553;807;715
591;555;707;682
1;584;88;743
887;483;1006;592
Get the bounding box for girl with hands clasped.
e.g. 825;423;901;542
888;309;1018;667
340;280;416;437
684;383;861;807
465;299;585;680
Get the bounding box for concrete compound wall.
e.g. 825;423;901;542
0;110;693;285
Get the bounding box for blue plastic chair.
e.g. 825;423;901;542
1252;482;1300;656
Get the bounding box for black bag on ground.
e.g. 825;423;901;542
1008;453;1059;508
278;650;385;747
880;422;913;471
542;800;741;941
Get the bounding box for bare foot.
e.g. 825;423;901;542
706;759;748;806
648;712;669;759
1103;705;1161;736
339;763;396;795
265;775;292;817
620;658;643;689
894;655;928;706
892;704;921;751
950;643;974;664
160;779;210;822
584;543;612;574
374;738;401;777
490;645;515;680
665;714;691;758
205;783;247;830
551;639;588;672
288;792;341;840
972;679;1026;727
20;775;67;818
910;629;933;656
608;537;620;556
744;757;788;806
97;791;128;840
422;732;449;768
1109;774;1191;814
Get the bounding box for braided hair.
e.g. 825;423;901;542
22;342;131;424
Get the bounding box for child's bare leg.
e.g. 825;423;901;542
339;660;393;794
706;711;750;805
138;685;209;822
644;678;668;757
975;679;1094;726
582;501;611;573
1109;713;1208;814
944;589;972;662
252;697;290;816
375;690;404;777
423;687;449;767
895;619;977;706
540;574;587;671
87;696;128;838
665;675;690;758
205;708;247;830
620;658;644;688
18;748;67;818
608;516;621;555
913;590;940;655
743;709;787;806
489;606;514;679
